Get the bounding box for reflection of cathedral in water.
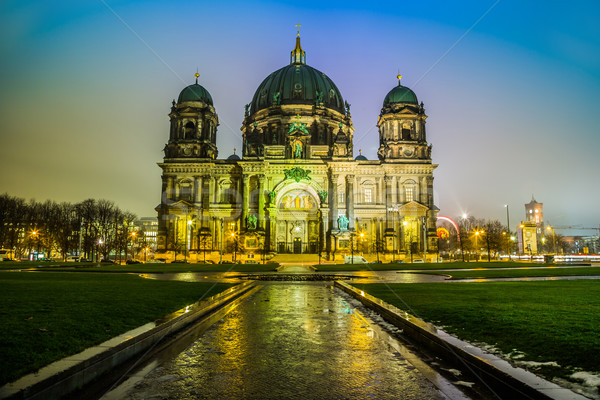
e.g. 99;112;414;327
156;32;438;261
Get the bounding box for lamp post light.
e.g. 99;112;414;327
130;231;137;261
547;226;556;254
98;238;104;262
504;204;511;261
219;218;224;263
388;207;396;262
185;220;192;262
31;230;39;260
474;230;480;262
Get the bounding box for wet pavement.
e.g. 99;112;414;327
103;283;457;400
140;270;447;284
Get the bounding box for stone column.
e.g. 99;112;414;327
384;175;392;228
211;176;218;204
193;176;202;205
346;174;355;230
242;175;250;230
329;171;339;229
257;175;266;229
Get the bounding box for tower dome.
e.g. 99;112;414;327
383;75;418;106
178;82;213;105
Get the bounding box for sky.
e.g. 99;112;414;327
1;1;599;235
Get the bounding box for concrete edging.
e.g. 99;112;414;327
0;281;256;400
335;281;587;400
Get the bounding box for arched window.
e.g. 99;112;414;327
184;121;195;139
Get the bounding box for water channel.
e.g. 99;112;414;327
101;283;468;400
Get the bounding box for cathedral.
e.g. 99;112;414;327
155;33;438;262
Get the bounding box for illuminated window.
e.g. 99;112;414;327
405;186;414;202
364;188;372;203
338;191;345;204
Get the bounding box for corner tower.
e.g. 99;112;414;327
377;75;430;162
164;73;219;160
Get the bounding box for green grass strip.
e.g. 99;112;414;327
314;261;556;271
421;266;600;279
1;262;279;273
0;272;233;385
353;281;600;381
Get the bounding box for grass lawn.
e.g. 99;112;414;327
0;272;234;385
352;280;600;382
315;261;551;271
420;266;600;279
0;262;279;273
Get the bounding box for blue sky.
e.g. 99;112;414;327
1;1;599;234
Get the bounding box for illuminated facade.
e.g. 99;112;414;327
155;34;438;261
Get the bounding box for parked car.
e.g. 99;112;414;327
412;259;424;263
126;260;142;264
344;256;368;264
244;260;258;264
170;260;188;264
100;259;117;264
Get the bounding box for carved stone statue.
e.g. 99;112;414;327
338;215;349;231
273;92;281;106
247;214;257;230
294;141;302;159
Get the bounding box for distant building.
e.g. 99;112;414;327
518;221;538;254
525;196;544;234
135;217;158;250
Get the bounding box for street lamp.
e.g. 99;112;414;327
474;230;480;262
31;230;39;260
130;231;137;261
231;231;237;262
547;226;556;254
504;204;511;261
186;220;192;262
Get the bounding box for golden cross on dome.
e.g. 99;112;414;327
397;74;402;84
195;70;200;83
233;147;236;154
295;22;301;36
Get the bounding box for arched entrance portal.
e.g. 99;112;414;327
275;188;320;254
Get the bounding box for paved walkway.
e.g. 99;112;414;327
104;283;462;399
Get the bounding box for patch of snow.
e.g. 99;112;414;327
516;360;560;368
572;371;600;388
454;381;475;388
443;368;462;376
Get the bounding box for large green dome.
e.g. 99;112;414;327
250;64;345;114
178;83;213;105
383;83;418;106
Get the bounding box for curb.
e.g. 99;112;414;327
335;281;587;400
0;281;256;400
